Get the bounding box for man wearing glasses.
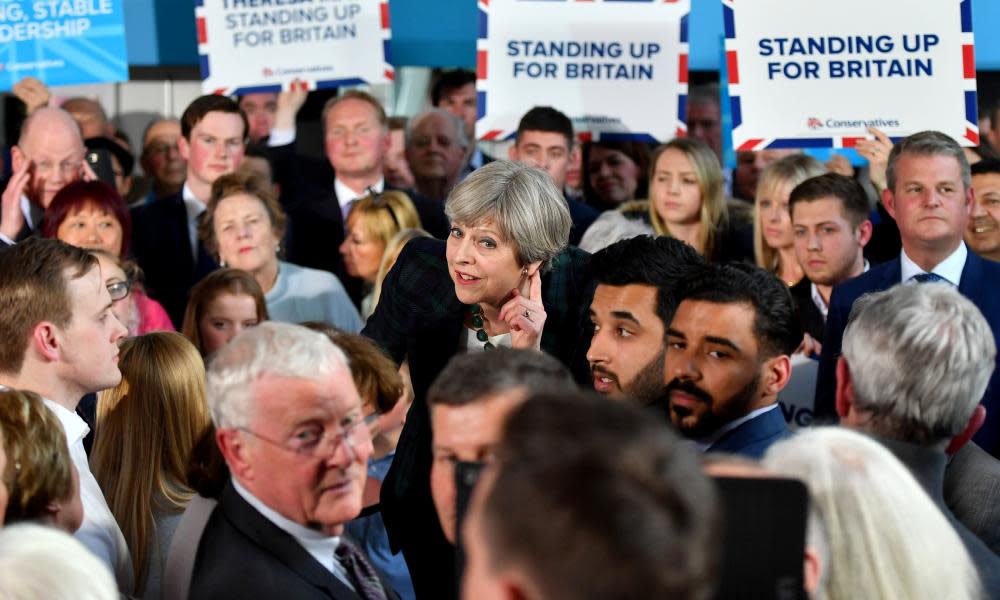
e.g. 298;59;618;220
191;322;397;600
0;107;89;246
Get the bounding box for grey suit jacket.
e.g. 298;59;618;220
945;442;1000;556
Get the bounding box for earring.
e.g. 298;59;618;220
220;259;227;268
522;267;528;277
275;242;281;254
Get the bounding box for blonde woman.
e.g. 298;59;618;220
753;155;826;285
367;227;432;319
648;138;753;262
763;428;981;600
340;190;423;315
91;332;211;598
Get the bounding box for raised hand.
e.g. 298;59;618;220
0;160;32;240
498;269;546;350
855;127;894;193
13;77;51;114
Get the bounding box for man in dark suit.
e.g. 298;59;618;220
816;130;1000;456
269;90;449;301
191;322;397;600
130;95;247;325
662;262;800;458
0;107;88;246
834;283;1000;595
788;173;872;353
508;106;599;246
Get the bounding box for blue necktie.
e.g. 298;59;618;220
910;272;946;284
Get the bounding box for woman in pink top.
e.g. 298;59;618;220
44;180;173;335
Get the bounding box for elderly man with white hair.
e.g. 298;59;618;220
833;282;1000;596
189;322;398;600
405;109;469;203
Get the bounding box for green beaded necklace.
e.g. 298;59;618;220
469;304;496;350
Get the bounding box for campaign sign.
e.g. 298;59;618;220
476;0;690;143
196;0;393;95
724;0;978;149
0;0;127;90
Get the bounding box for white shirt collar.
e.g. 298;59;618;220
334;177;383;209
900;243;967;286
182;182;206;223
41;398;90;446
230;477;353;589
693;404;779;452
20;195;34;229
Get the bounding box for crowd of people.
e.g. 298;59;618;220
0;66;997;600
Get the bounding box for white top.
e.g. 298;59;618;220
900;242;967;287
182;182;207;261
265;261;363;332
43;399;135;594
231;478;355;592
462;326;512;352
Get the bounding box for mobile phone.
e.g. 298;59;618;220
86;148;115;188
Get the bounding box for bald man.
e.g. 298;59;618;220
0;107;88;245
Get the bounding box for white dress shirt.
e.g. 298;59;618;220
43;399;134;594
811;260;870;321
335;177;384;221
900;242;967;287
231;478;356;592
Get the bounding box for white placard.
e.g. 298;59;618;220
195;0;393;95
724;0;978;150
476;0;690;143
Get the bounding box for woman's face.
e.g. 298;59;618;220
94;253;134;332
56;202;124;256
213;193;279;274
651;148;703;227
588;146;641;206
758;180;796;250
340;216;386;283
198;292;261;355
446;220;525;309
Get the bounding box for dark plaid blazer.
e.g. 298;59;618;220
362;237;592;597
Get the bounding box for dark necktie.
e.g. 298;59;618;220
910;272;946;284
335;538;388;600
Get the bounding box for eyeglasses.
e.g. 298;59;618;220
106;280;132;301
238;413;377;459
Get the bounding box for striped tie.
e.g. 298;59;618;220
335;538;388;600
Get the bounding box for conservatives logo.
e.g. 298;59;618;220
807;117;823;130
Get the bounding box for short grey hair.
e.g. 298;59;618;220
405;108;469;150
445;160;572;272
886;130;971;192
206;321;350;429
842;283;996;445
0;523;118;600
763;427;981;600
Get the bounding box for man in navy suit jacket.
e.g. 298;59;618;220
661;262;800;459
816;130;1000;456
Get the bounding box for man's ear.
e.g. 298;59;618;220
856;219;873;248
177;135;191;162
946;405;986;456
10;145;25;172
834;357;855;420
31;321;61;363
803;546;822;596
507;143;519;161
216;427;252;480
881;187;896;217
762;355;792;396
